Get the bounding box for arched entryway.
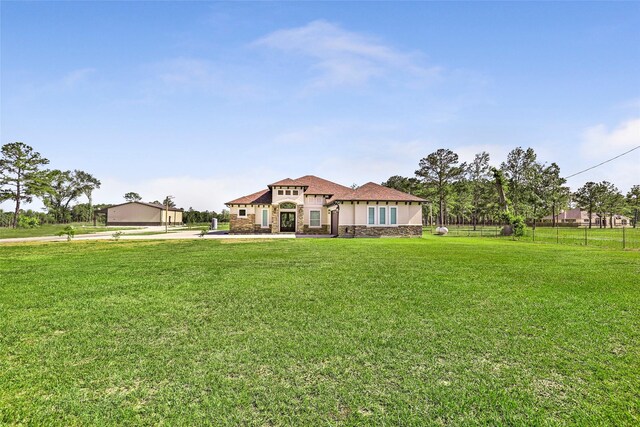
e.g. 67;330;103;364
278;202;297;233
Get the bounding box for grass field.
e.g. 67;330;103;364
1;237;638;425
0;223;139;239
434;225;640;250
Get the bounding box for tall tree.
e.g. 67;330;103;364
0;142;50;228
626;185;640;228
500;147;538;218
382;175;421;195
602;184;624;228
528;162;570;228
124;192;142;202
591;181;617;228
74;170;101;222
416;149;466;226
42;170;80;223
466;152;492;230
574;181;606;229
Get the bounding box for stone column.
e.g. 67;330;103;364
297;204;304;233
271;205;279;233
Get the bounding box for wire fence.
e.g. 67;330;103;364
425;225;640;250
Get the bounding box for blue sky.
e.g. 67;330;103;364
2;1;639;211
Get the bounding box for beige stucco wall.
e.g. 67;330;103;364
271;186;305;205
253;205;271;227
108;203;161;223
339;202;422;226
229;205;256;217
160;209;183;224
303;196;328;226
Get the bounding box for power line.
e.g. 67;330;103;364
564;145;640;179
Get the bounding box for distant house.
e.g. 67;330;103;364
96;202;183;226
542;208;630;227
225;175;425;237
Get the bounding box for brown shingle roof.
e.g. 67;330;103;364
226;189;272;205
227;176;424;206
269;178;309;187
294;175;352;195
329;182;426;203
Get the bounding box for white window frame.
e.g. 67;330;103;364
292;190;299;196
261;208;269;228
309;210;321;228
238;208;247;218
379;206;387;225
367;206;376;225
277;190;283;195
390;206;397;225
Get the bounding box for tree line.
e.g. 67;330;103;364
0;142;229;228
382;147;639;228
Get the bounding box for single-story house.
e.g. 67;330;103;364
542;208;630;227
225;175;425;237
96;202;184;226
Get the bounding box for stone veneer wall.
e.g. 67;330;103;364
302;225;331;234
271;205;279;233
229;213;255;233
338;225;422;238
296;205;304;233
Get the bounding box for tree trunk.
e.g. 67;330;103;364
12;176;21;228
552;204;556;228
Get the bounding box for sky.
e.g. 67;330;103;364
1;1;639;212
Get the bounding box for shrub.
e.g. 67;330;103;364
499;212;527;238
17;216;39;228
58;226;75;241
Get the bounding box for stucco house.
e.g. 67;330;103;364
225;175;425;237
542;208;630;227
97;202;183;226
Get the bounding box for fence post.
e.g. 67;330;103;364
623;226;626;249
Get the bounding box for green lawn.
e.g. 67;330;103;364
434;225;640;250
0;223;139;239
1;237;638;425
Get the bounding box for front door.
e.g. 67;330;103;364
280;212;296;232
331;210;339;235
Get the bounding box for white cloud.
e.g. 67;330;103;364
582;118;640;157
571;118;640;192
254;20;441;88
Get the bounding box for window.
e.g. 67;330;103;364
285;190;291;195
390;207;397;225
261;209;268;227
379;207;386;225
278;190;283;195
368;207;375;225
238;209;247;217
292;190;299;195
310;210;321;227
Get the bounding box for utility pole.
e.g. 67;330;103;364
165;195;174;233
